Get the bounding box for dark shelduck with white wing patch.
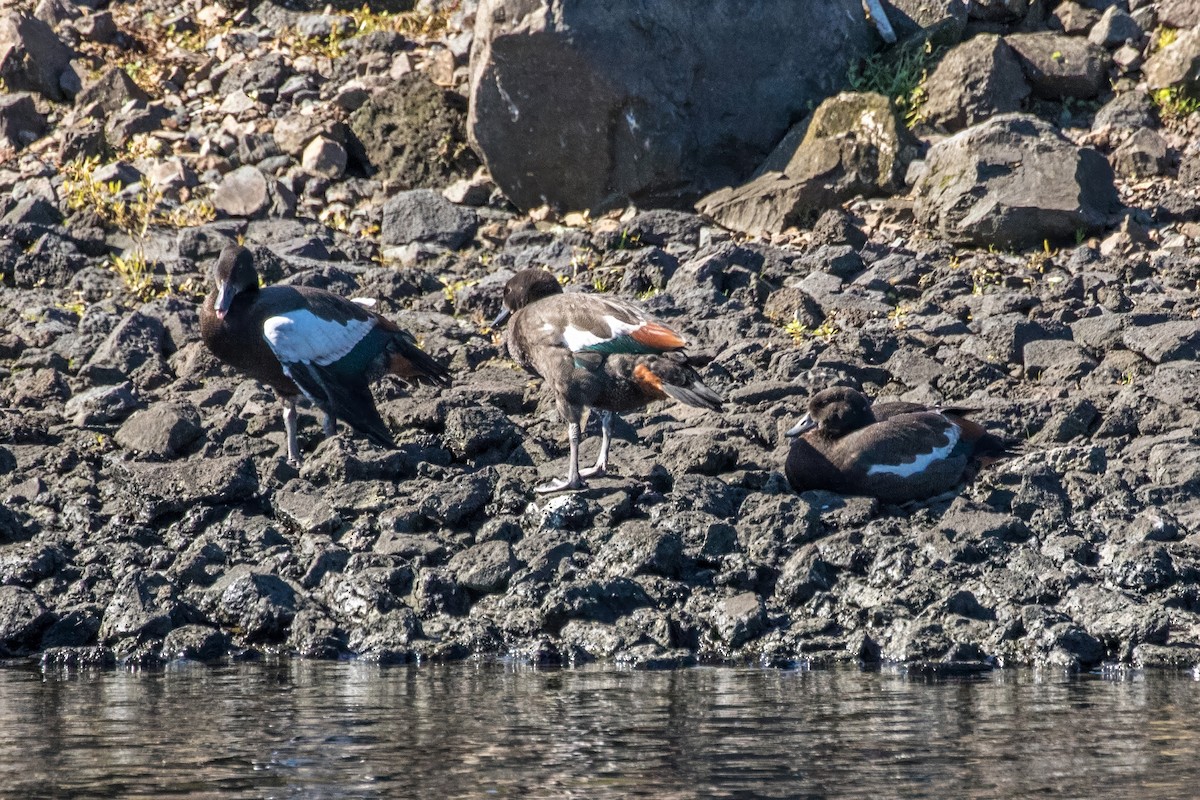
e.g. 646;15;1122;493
784;387;1013;503
494;269;723;493
199;245;450;465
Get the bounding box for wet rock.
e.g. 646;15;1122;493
545;577;653;626
40;645;116;671
914;114;1120;249
114;401;203;459
923;35;1030;132
0;542;67;586
469;0;874;212
412;568;469;617
39;607;101;649
448;540;516;593
776;546;838;604
380;189;478;251
0;11;74;101
287;608;344;659
98;572;180;643
1133;643;1200;668
202;567;299;643
0;586;53;655
711;592;767;648
596;524;684;578
697;92;918;235
161;624;230;661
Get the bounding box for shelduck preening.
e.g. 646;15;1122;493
494;268;722;493
199;245;450;465
784;386;1013;504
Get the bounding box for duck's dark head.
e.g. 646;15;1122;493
492;269;563;327
786;386;875;438
211;245;260;320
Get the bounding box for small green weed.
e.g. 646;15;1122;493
848;38;939;128
785;314;838;343
1151;87;1200;119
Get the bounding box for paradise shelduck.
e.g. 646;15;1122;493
493;268;723;493
784;386;1012;503
199;245;450;465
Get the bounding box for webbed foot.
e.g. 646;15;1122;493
535;475;588;493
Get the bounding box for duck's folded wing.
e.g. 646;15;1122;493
262;308;377;367
844;413;965;478
558;296;687;355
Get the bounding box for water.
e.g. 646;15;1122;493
1;661;1198;799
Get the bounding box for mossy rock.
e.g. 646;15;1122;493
349;72;480;190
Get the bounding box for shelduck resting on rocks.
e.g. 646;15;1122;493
200;244;450;465
785;387;1012;504
494;268;723;493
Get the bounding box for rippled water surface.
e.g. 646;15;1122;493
2;661;1199;798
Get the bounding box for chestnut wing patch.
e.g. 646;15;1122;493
566;317;686;355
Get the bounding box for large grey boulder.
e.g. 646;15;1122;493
0;11;74;102
468;0;875;213
923;34;1030;132
914;114;1120;249
696;92;917;236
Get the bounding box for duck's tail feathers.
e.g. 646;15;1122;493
290;362;396;449
387;331;452;388
660;377;723;413
948;413;1020;463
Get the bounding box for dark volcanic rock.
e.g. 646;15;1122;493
0;11;74;101
114;401;204;459
923;35;1030;132
914;114;1120;248
381;189;479;250
348;73;479;189
469;0;874;211
0;586;53;655
0;93;47;148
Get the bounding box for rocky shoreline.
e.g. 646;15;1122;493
1;0;1199;672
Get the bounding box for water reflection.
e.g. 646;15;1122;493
0;662;1197;799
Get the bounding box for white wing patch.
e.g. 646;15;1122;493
866;423;961;478
561;315;641;352
263;309;375;366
